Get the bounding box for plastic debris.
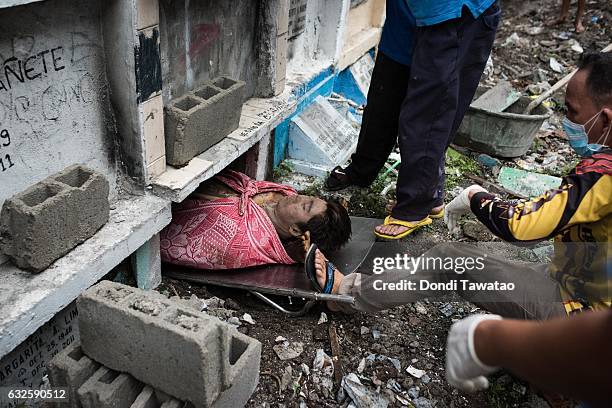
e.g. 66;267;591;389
241;313;255;325
549;57;564;73
406;366;426;379
372;329;381;340
502;32;521;47
312;348;334;376
273;341;304;360
498;167;562;197
342;373;389;408
439;303;455;317
568;39;584;53
477;153;501;168
318;312;328;325
275;336;287;343
280;365;293;391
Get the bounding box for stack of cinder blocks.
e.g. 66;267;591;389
0;164;109;272
48;281;261;408
164;76;245;167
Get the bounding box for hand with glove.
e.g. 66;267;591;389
445;314;502;392
443;184;487;235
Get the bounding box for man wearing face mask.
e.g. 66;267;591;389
309;52;611;397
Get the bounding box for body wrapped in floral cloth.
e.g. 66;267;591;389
160;170;351;270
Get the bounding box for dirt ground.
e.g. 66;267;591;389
157;1;611;407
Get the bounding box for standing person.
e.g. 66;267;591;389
309;52;612;316
325;0;419;192
548;0;587;33
376;1;502;240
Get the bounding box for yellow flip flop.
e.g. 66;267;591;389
429;207;445;219
385;201;445;219
374;216;432;240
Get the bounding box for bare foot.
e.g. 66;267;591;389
314;249;343;294
574;21;585;33
546;16;567;27
375;222;411;237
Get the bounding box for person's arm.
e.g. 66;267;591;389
447;311;612;406
469;172;611;242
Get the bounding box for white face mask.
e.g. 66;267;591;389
562;110;610;157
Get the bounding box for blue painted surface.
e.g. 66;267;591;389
273;67;337;167
334;68;367;106
273;52;374;167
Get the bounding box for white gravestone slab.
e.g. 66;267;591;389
0;301;79;407
287;95;358;177
349;52;374;99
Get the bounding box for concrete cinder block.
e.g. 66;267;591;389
77;366;143;408
0;164;110;272
164;76;245;167
78;281;261;408
130;386;158;408
212;330;261;408
47;343;100;408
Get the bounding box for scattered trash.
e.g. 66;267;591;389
549;57;564;73
241;313;255;325
342;373;389;408
360;326;370;335
357;358;366;373
439;303;455;317
498;167;562;197
313;348;334;375
525;26;544;36
556;31;571;40
273;341;304;360
372;329;381;340
300;363;310;376
406;366;426;379
318;312;328;325
275;336;287;343
280;365;293;391
414;396;434;408
408;386;420;399
477;153;501;168
421;374;431;384
568;39;584;53
502;32;521;47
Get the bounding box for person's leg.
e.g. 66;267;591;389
381;5;500;237
574;0;586;33
548;0;570;26
376;21;462;241
433;3;501;213
318;242;565;320
325;52;410;190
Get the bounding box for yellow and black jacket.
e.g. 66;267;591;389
470;149;612;313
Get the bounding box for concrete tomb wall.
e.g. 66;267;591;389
0;0;118;211
159;0;260;103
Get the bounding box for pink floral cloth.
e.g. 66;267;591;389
160;170;297;269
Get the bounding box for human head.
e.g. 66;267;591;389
274;195;351;252
565;52;612;146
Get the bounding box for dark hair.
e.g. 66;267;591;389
578;52;612;106
300;198;351;253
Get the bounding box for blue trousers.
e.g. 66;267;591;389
392;3;501;221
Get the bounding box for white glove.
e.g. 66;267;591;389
445;314;502;392
444;185;487;235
